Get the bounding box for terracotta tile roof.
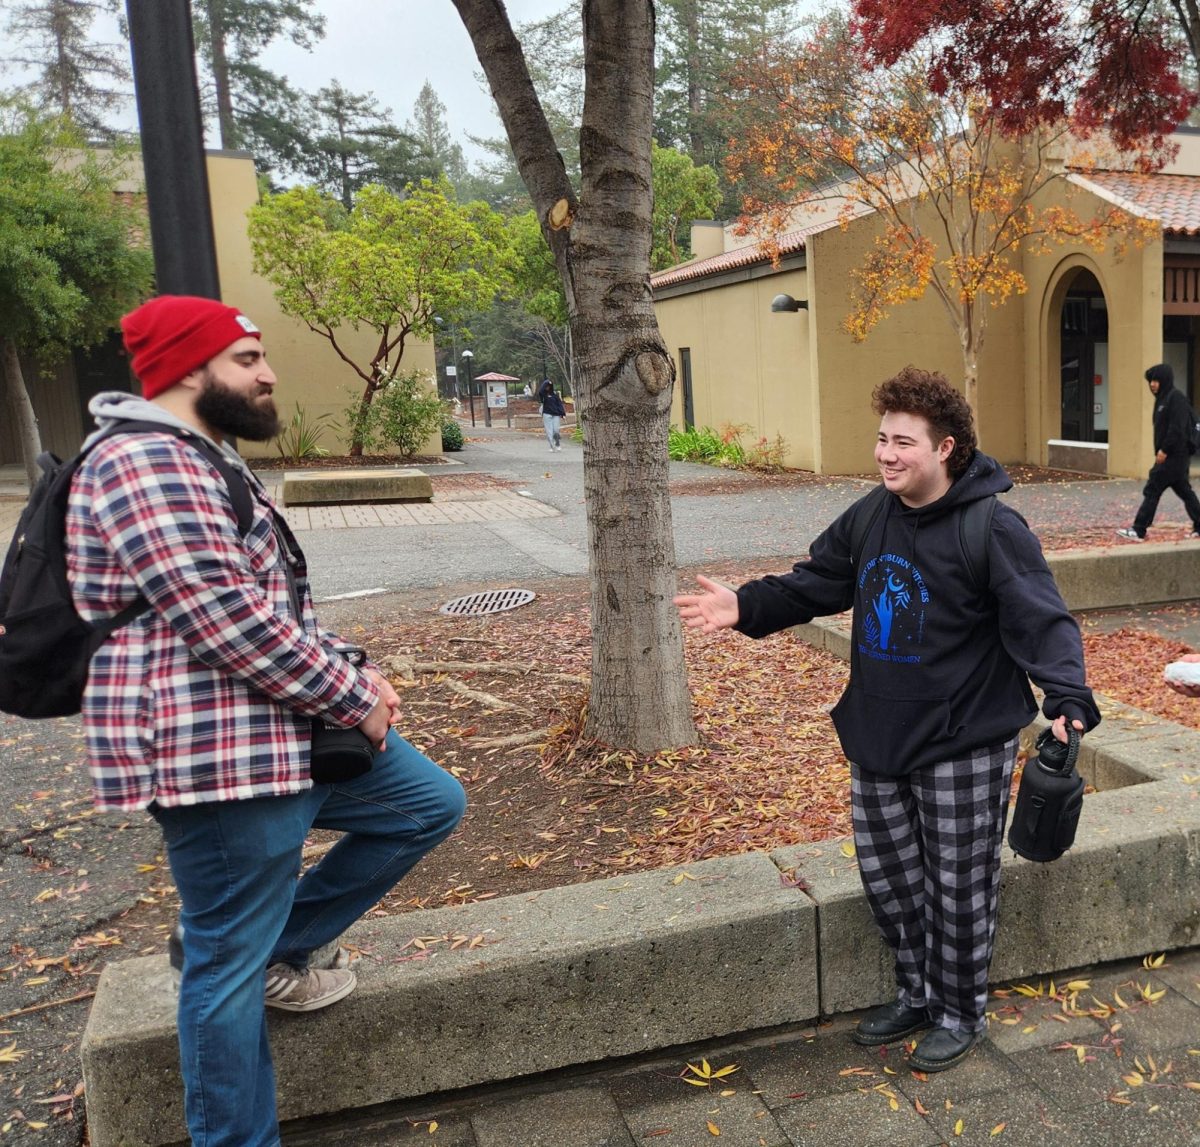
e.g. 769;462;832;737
1071;171;1200;236
651;211;860;289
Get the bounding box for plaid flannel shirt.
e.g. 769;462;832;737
66;430;379;811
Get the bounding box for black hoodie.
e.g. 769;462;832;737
1150;372;1193;465
734;452;1100;776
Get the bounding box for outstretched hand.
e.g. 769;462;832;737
674;574;740;634
1166;652;1200;698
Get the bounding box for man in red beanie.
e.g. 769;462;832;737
66;295;466;1147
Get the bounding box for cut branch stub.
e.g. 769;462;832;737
548;198;574;231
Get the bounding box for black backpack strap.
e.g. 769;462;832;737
958;496;996;592
78;423;257;650
89;421;254;535
847;484;888;570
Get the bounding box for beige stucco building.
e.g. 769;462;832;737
0;149;437;466
652;128;1200;479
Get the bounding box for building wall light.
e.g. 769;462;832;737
770;293;808;312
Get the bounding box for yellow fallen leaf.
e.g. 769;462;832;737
1064;979;1091;991
888;1097;899;1111
136;863;158;872
991;1124;1006;1136
1185;1081;1200;1091
1122;1073;1144;1087
719;1089;736;1097
28;1122;48;1130
954;1118;964;1136
682;1078;710;1087
1075;1046;1086;1065
0;1043;26;1063
840;840;856;857
1143;953;1166;969
707;1121;720;1137
23;976;48;987
711;1065;739;1078
428;1121;438;1133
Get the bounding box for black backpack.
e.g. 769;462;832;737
847;483;996;591
0;422;253;720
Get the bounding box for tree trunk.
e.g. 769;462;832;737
1170;0;1200;76
2;339;43;488
453;0;697;753
960;319;980;430
685;0;704;162
208;0;238;149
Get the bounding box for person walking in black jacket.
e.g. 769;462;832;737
1116;362;1200;540
538;378;567;451
676;367;1099;1074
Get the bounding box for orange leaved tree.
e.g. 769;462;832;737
726;9;1192;418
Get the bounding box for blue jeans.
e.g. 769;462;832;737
150;731;466;1147
542;412;562;447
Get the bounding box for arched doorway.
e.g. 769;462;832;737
1059;269;1108;443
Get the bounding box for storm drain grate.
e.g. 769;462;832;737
439;588;537;617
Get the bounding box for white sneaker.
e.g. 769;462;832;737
264;963;356;1012
1115;528;1145;541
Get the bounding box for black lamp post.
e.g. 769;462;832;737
461;349;475;427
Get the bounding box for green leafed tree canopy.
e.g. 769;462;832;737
247;175;514;454
0;101;152;481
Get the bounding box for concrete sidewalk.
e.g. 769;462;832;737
279;947;1200;1146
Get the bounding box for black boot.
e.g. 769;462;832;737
852;1000;932;1046
908;1026;981;1072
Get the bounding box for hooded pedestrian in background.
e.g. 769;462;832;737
1116;362;1200;541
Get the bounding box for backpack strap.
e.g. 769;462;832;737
847;484;889;571
848;482;994;592
958;495;996;592
80;423;256;652
90;421;254;535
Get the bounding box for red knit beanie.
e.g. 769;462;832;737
120;295;262;399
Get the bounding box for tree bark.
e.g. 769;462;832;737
2;338;44;488
208;0;238;149
452;0;697;752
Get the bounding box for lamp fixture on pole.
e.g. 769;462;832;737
770;293;808;312
461;349;475;427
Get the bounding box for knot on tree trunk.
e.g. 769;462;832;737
636;351;673;396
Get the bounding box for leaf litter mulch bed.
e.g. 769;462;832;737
91;571;1200;943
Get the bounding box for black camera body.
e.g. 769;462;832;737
1008;726;1084;863
309;643;378;784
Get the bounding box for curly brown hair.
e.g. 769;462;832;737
870;366;976;478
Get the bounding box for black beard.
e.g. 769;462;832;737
194;370;281;442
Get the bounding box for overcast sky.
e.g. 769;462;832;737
255;1;567;160
7;1;567;162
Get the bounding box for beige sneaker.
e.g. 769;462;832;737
264;963;356;1012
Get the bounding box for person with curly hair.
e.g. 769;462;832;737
676;365;1098;1073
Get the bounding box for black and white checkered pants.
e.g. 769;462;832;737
851;736;1018;1033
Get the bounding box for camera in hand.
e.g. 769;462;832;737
309;643;378;784
1008;725;1084;863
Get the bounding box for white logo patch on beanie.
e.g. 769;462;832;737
236;314;260;334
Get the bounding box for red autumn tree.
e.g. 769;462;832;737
726;3;1194;420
